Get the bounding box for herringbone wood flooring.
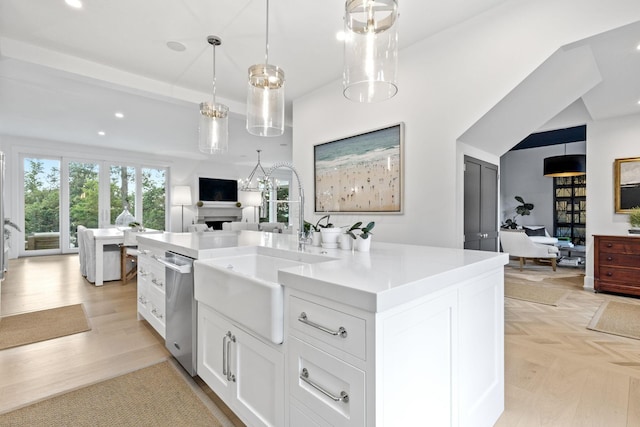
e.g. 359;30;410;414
496;262;640;427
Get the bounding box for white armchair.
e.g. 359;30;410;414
77;226;121;283
500;229;559;271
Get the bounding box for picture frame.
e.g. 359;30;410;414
314;123;404;214
614;157;640;213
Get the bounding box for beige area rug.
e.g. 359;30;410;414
0;304;91;350
505;261;582;282
587;301;640;340
505;282;570;306
0;361;233;426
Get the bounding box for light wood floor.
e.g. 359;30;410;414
1;255;640;426
496;262;640;427
0;254;244;426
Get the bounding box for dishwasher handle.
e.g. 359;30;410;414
156;257;192;274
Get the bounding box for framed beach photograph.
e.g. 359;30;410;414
614;157;640;213
314;123;404;214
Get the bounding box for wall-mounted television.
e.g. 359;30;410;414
198;177;238;202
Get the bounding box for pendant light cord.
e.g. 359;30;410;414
212;43;217;104
264;0;269;65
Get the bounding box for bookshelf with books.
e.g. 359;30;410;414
553;175;586;246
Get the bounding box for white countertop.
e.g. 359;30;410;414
138;231;508;312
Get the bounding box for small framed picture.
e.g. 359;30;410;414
614;157;640;213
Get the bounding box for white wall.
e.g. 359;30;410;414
584;113;640;290
500;141;586;231
293;0;640;248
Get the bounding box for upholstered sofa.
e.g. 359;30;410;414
521;225;558;245
500;229;559;271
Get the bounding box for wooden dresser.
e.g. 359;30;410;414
594;235;640;296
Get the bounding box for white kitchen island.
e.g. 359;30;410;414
137;231;508;427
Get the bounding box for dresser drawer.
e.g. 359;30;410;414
597;266;640;285
289;296;366;360
289;337;365;427
598;252;640;268
598;238;640;254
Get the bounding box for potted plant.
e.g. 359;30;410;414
305;214;332;246
501;196;534;229
318;215;342;247
629;206;640;235
346;221;375;252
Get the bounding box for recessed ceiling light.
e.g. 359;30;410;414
280;143;287;146
114;112;124;119
637;43;640;51
336;31;346;41
98;131;106;136
65;0;83;9
166;41;186;52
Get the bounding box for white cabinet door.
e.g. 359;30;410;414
233;326;284;427
198;303;234;398
198;303;284;427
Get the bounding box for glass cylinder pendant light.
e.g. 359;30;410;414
246;0;285;137
199;35;229;154
343;0;399;103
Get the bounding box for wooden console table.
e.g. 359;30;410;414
594;235;640;297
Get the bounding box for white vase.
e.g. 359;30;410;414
311;231;322;246
355;237;372;252
338;234;353;250
320;228;341;247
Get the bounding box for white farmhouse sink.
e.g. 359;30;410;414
194;246;331;344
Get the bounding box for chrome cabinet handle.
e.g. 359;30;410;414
151;308;163;320
298;312;347;338
222;333;228;376
226;332;236;382
151;278;164;288
138;296;147;305
300;368;349;403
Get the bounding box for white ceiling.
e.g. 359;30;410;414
0;0;639;163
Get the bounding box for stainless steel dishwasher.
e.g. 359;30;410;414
157;251;196;376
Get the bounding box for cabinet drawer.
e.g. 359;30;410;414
290;400;331;427
598;239;640;254
597;266;640;285
289;297;366;360
289;337;365;427
598;252;640;268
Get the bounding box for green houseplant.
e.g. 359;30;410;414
345;221;376;251
629;207;640;233
501;196;534;229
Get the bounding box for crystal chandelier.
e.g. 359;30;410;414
343;0;399;103
246;0;285;137
199;35;229;154
239;149;270;192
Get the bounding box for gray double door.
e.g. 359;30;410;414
464;156;498;251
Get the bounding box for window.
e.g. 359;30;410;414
20;154;168;255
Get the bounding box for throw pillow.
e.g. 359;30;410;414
524;226;546;237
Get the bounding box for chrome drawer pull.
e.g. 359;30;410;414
151;278;164;288
222;333;229;376
300;368;349;403
298;312;347;338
